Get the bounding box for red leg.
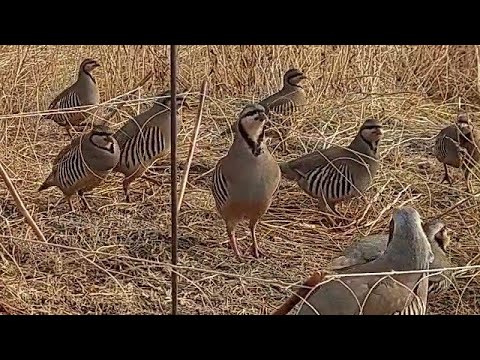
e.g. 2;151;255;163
67;196;75;212
226;222;242;259
249;220;265;258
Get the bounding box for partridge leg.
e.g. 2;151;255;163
249;220;265;258
123;177;134;203
279;127;290;154
318;198;336;227
441;164;453;185
464;169;473;193
54;196;75;212
66;196;75;213
226;222;242;259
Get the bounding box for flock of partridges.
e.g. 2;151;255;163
35;58;479;315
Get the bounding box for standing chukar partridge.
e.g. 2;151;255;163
329;218;454;298
211;103;281;258
42;58;101;138
38;123;120;212
259;68;307;150
294;207;434;315
259;68;307;116
113;90;186;202
279;119;383;223
434;112;480;192
220;68;307;151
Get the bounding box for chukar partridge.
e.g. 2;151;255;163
259;68;307;116
113;90;186;202
425;221;454;297
220;68;306;147
280;119;383;222
296;207;434;315
38;123;120;212
211;103;280;258
329;218;454;297
434;112;480;192
42;58;101;138
259;68;307;151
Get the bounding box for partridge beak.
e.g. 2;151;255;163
258;112;267;122
375;127;384;136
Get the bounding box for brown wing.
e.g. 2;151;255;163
280;146;343;180
361;274;424;315
114;108;161;149
47;80;79;110
260;95;295;116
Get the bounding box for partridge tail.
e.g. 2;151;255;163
271;271;326;315
279;162;302;181
38;174;54;191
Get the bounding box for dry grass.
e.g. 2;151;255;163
1;45;480;314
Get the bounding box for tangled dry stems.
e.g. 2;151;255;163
1;45;480;314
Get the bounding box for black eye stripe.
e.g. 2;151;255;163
93;132;112;136
362;125;382;130
243;110;261;118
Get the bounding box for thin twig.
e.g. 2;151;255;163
177;79;208;213
0;161;46;242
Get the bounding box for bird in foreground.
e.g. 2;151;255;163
279;119;383;224
42;58;101;138
38;123;120;212
433;112;480;192
329;218;454;297
211;103;280;258
281;207;434;315
113;90;186;202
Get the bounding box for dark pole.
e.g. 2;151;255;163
170;45;178;315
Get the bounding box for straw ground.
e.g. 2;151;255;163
1;45;480;314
